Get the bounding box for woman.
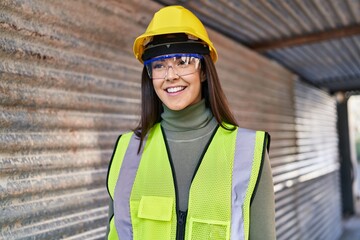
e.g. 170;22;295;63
107;5;276;240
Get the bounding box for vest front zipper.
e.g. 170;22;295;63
177;210;187;239
162;127;186;240
168;151;186;240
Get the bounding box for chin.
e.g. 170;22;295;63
170;106;185;111
166;104;187;111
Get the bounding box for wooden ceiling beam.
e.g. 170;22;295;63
249;24;360;52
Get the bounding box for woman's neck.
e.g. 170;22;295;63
161;99;213;131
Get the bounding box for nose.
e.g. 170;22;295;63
165;66;178;81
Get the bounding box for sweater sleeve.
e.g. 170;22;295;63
106;199;114;238
249;151;276;239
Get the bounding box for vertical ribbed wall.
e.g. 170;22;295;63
0;1;342;239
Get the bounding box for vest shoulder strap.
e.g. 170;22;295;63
242;129;269;240
107;132;134;199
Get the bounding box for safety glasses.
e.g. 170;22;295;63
144;53;202;80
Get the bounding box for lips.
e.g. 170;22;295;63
165;86;186;93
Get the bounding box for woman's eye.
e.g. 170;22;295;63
152;63;165;69
178;58;190;66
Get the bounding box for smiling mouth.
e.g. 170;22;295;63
165;86;186;93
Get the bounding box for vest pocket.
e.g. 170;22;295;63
138;196;173;221
131;196;173;239
188;218;230;240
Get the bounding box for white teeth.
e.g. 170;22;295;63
166;86;185;93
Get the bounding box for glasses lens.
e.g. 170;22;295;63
144;54;202;79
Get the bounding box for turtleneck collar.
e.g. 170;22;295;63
161;99;214;131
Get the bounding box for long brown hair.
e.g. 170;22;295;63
133;54;238;151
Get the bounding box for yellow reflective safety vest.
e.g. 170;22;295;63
107;123;268;240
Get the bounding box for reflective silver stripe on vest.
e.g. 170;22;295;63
114;134;143;239
231;128;256;240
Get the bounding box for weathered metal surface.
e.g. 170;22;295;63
280;80;341;240
0;0;159;239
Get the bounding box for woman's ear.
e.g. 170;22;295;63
201;71;207;82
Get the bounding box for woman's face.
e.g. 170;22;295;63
149;54;203;111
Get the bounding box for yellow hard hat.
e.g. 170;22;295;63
133;5;218;63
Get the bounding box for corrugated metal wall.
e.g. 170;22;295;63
274;79;341;240
0;1;342;239
0;0;157;239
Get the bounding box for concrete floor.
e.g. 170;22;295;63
340;214;360;240
340;192;360;240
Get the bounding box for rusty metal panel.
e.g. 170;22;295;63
0;0;161;239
